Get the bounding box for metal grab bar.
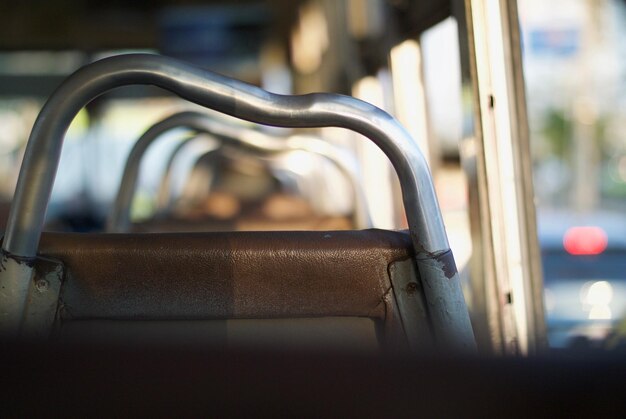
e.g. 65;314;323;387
154;135;217;214
156;139;368;227
159;145;355;225
155;136;217;216
108;111;372;232
1;54;474;350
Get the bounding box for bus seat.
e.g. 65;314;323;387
0;54;474;354
35;229;429;353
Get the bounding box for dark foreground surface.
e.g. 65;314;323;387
1;343;626;417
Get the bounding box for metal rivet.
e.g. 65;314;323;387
35;279;49;292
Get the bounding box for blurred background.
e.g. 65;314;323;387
0;0;624;353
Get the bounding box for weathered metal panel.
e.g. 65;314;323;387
389;258;434;353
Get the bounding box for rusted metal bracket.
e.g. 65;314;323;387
389;258;434;353
23;257;63;339
0;252;62;339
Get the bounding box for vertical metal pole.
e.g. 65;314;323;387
457;0;547;355
390;39;437;173
390;38;438;229
453;0;504;354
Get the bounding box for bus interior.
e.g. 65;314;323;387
0;0;625;415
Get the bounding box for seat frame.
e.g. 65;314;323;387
0;53;475;352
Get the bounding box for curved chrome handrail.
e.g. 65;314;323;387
156;140;369;227
155;135;216;213
4;54;447;256
2;54;474;350
108;111;372;232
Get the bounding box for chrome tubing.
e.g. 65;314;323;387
2;54;474;350
108;111;371;232
157;143;367;227
155;135;215;213
107;113;219;232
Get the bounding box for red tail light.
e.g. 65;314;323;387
563;226;608;255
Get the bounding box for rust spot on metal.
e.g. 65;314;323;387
406;282;418;295
432;250;457;280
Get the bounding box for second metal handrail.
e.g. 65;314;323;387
107;111;372;232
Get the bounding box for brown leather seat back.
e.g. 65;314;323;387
36;229;429;352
